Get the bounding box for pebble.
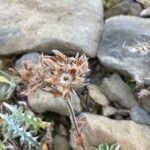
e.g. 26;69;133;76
130;105;150;125
88;84;109;106
102;105;117;116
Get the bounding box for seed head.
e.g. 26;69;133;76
17;50;89;99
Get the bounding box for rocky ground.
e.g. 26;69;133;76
0;0;150;150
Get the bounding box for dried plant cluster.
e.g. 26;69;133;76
12;50;90;150
16;50;89;99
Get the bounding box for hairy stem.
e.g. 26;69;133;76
66;100;80;136
65;98;87;150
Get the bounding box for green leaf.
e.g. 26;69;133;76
99;143;109;150
110;143;120;150
0;103;45;148
0;76;10;84
91;143;120;150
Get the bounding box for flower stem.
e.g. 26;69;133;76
66;100;80;136
65;98;87;150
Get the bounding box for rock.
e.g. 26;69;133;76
100;74;137;108
135;0;150;8
130;105;150;125
15;52;40;69
104;0;142;17
57;124;67;136
0;0;103;57
97;16;150;81
113;102;122;109
116;109;129;116
88;84;109;106
102;0;142;20
53;124;70;150
138;95;150;113
102;105;117;116
128;2;142;16
114;114;123;120
105;0;130;18
28;89;81;116
70;113;150;150
54;135;70;150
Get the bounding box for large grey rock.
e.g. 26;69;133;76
100;74;138;108
97;16;150;81
70;113;150;150
0;0;103;57
28;89;81;116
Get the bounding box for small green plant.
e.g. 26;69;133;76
91;143;120;150
0;103;45;149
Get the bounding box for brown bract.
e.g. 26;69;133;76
17;50;89;99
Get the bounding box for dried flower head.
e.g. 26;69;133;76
17;50;89;99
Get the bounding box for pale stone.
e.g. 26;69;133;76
102;105;117;116
54;135;70;150
88;84;109;106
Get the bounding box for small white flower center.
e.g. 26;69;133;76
60;73;73;85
